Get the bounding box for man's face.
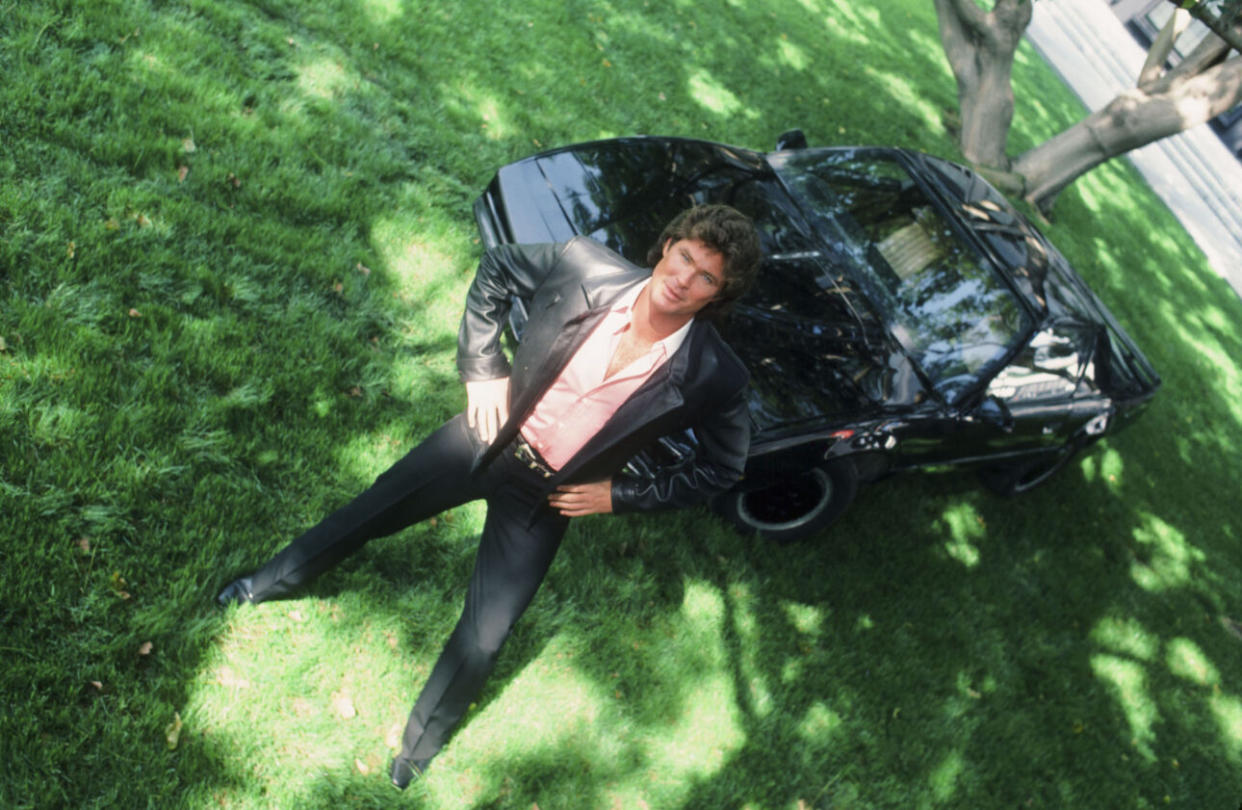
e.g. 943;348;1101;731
648;238;725;320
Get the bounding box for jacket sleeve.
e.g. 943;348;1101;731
457;241;568;382
609;379;751;513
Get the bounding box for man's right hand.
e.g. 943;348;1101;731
464;377;510;445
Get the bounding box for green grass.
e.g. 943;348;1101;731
3;1;1241;808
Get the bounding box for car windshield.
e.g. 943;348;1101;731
771;148;1033;404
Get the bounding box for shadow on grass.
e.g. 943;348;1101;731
5;0;1242;808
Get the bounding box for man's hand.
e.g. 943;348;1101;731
548;480;613;517
465;377;510;445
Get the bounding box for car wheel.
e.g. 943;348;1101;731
978;440;1081;497
712;459;858;543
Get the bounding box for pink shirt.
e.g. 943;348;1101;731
520;281;691;470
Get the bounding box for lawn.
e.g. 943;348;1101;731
2;1;1241;808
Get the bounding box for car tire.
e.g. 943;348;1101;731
978;440;1082;497
712;459;858;543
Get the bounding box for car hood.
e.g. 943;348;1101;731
910;152;1160;406
476;136;771;262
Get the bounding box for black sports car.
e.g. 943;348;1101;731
472;132;1160;541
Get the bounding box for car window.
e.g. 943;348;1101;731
772;149;1032;404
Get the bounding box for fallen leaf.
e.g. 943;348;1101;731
90;680;104;691
333;693;357;719
355;262;371;276
77;537;90;553
137;641;153;656
135;214;151;228
165;712;183;750
182;137;196;153
332;281;344;294
177;165;189;183
109;571;132;600
354;757;370;774
128;308;142;319
216;666;250;689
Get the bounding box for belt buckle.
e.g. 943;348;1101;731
515;439;553;478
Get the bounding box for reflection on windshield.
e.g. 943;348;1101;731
771;149;1032;404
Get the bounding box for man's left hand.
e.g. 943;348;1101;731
548;480;613;517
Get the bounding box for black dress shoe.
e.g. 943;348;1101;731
389;754;430;790
216;576;257;607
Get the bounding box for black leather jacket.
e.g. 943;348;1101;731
456;237;751;514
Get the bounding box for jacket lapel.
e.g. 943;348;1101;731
475;303;610;471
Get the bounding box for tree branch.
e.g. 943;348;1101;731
993;0;1034;42
1139;7;1191;86
941;0;990;33
934;0;982;87
1168;0;1242;54
1155;27;1232;90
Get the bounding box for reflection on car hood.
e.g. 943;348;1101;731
911;152;1160;403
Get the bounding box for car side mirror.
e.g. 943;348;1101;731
975;395;1014;432
776;129;807;151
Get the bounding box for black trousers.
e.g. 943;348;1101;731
245;413;570;762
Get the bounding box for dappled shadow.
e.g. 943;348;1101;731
5;0;1242;808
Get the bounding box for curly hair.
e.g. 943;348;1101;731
645;204;762;321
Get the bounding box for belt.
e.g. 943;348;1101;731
512;434;556;479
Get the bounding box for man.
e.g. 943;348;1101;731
216;204;761;789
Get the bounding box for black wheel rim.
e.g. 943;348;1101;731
737;468;833;531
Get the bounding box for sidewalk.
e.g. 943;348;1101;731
1026;0;1242;297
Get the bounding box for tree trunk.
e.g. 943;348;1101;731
1012;55;1242;210
934;0;1033;168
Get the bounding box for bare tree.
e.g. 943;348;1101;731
934;0;1242;213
